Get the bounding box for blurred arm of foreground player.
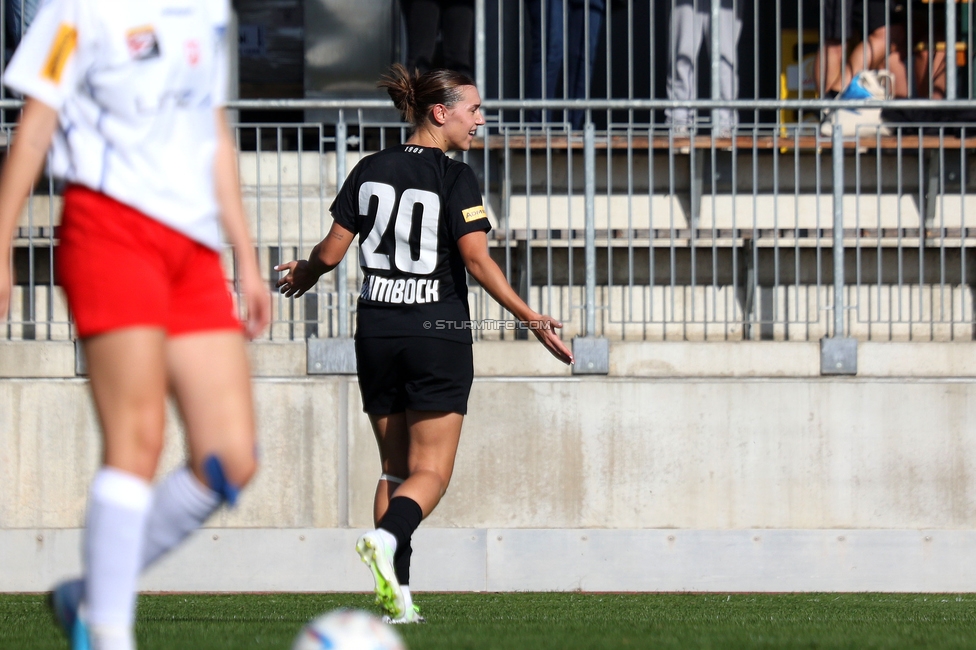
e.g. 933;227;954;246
214;109;271;339
273;221;356;298
458;230;574;365
0;98;59;321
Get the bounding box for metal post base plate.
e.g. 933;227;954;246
572;337;610;375
307;337;357;375
820;337;857;376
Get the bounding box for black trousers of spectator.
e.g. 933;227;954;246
400;0;474;77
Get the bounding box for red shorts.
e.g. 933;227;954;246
57;185;241;339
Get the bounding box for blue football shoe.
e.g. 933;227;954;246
50;579;91;650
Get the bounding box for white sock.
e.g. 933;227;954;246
141;467;221;569
401;585;413;611
376;528;398;555
84;468;152;633
90;624;136;650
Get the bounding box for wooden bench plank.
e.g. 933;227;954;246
471;133;976;151
488;227;975;242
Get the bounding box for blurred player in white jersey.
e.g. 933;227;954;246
0;1;270;648
276;64;574;623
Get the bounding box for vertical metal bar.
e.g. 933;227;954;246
947;0;957;100
928;0;935;99
1;0;7;104
895;129;903;340
255;126;266;336
710;0;721;118
961;128;968;338
584;122;597;337
831;114;845;338
277;126;290;340
518;0;526;123
336;116;349;338
545;127;554;324
318;124;328;334
497;0;504;101
938;129;947;336
475;0;486;96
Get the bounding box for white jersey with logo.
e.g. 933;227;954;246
3;0;231;250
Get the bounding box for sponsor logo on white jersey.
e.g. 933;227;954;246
126;26;161;60
361;275;440;305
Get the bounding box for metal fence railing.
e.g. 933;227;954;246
3;98;974;343
2;0;975;343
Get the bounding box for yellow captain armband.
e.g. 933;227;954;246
462;206;487;223
42;24;78;83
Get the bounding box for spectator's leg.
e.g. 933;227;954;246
913;44;930;98
401;0;440;74
842;0;887;84
6;0;39;46
863;0;896;69
667;0;705;128
882;23;909;98
843;40;870;88
842;0;894;88
565;0;604;129
441;0;474;76
546;0;565;124
816;0;853;96
713;0;742;130
527;0;545;123
925;49;947;99
814;41;845;96
847;0;870;79
565;0;583;103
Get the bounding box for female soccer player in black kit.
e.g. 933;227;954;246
276;64;574;623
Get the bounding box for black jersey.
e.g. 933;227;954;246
330;144;491;343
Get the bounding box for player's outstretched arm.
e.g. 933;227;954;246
275;221;355;298
214;109;271;339
0;98;58;321
458;230;574;365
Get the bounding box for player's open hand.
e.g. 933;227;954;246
528;314;574;365
274;260;318;298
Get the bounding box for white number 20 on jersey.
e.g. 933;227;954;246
358;182;440;275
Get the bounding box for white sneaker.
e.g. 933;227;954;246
355;531;404;619
820;107;892;138
383;605;426;625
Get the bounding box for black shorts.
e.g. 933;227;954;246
355;336;474;415
824;0;904;42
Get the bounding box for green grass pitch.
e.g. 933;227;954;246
3;592;976;649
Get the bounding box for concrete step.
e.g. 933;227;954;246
501;193;928;232
236;150;368;191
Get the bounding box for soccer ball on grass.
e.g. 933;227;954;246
292;609;406;650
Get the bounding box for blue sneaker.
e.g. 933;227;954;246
821;71;894;138
839;72;881;100
50;579;90;650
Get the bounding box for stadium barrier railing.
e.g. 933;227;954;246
2;97;974;344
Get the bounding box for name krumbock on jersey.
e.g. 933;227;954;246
330;144;491;344
360;275;440;305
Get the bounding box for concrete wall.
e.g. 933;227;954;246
3;341;976;592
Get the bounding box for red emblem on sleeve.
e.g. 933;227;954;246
126;26;160;60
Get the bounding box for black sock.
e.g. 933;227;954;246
378;496;423;557
394;541;412;586
824;89;839;100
